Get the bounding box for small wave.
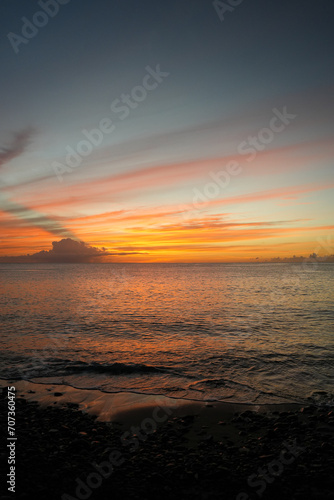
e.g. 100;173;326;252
187;377;303;403
64;361;175;375
1;358;183;379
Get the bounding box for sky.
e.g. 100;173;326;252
0;0;333;262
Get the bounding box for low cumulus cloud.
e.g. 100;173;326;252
0;238;145;263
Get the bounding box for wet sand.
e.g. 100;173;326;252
1;379;333;500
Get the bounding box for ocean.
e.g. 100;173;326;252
1;262;333;405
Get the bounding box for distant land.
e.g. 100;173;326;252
252;254;334;263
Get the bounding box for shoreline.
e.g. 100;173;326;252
0;378;304;424
1;379;334;499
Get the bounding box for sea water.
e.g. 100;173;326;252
1;263;333;405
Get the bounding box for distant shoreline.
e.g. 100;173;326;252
0;378;307;422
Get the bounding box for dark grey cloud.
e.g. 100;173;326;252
0;128;34;168
0;197;77;239
0;129;77;239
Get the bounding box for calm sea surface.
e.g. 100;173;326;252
1;263;333;405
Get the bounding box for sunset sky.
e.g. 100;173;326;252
1;0;333;262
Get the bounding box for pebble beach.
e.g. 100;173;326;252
1;383;334;500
